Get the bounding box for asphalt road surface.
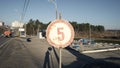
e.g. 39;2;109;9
0;36;11;46
0;37;120;68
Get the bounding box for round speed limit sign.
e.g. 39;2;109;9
46;19;74;48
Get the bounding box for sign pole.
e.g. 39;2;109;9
46;19;74;68
59;48;62;68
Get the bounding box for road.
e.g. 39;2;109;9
0;37;44;68
0;36;120;68
0;36;11;47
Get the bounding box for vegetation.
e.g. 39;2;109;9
26;19;105;36
70;21;105;38
70;21;104;32
95;39;120;44
26;19;48;35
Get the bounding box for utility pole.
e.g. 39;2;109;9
48;0;58;19
89;24;91;44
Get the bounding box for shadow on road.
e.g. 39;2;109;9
43;47;54;68
64;46;120;68
43;46;120;68
52;46;59;63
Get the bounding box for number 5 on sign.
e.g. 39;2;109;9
46;19;74;48
57;27;64;41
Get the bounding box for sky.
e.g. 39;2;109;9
0;0;120;30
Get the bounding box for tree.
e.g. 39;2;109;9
26;19;105;37
97;25;105;32
26;19;34;35
26;19;48;35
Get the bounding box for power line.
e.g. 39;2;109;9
19;0;30;37
20;0;30;23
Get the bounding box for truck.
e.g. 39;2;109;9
4;30;12;37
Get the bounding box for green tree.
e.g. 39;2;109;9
26;19;48;35
26;19;35;35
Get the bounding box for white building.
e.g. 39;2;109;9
11;21;24;28
0;21;4;26
11;21;26;37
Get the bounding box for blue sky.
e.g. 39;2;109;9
0;0;120;30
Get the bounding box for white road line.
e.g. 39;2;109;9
0;39;12;48
82;48;120;54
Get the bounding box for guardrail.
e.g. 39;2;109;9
70;40;120;53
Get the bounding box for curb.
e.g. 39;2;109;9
81;47;120;53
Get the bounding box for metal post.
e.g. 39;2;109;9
53;0;58;19
59;13;62;19
25;23;26;37
48;0;58;19
89;24;91;44
56;8;58;19
59;48;62;68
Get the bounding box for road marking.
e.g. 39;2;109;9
0;39;12;48
82;47;120;53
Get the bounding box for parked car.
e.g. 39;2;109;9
72;44;80;51
78;38;95;45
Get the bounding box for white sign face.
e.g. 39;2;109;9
46;19;74;48
19;28;25;31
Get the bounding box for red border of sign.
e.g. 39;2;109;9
46;19;74;48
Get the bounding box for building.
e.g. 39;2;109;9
11;21;24;28
11;20;26;37
0;21;4;26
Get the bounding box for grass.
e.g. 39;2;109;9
94;39;120;44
